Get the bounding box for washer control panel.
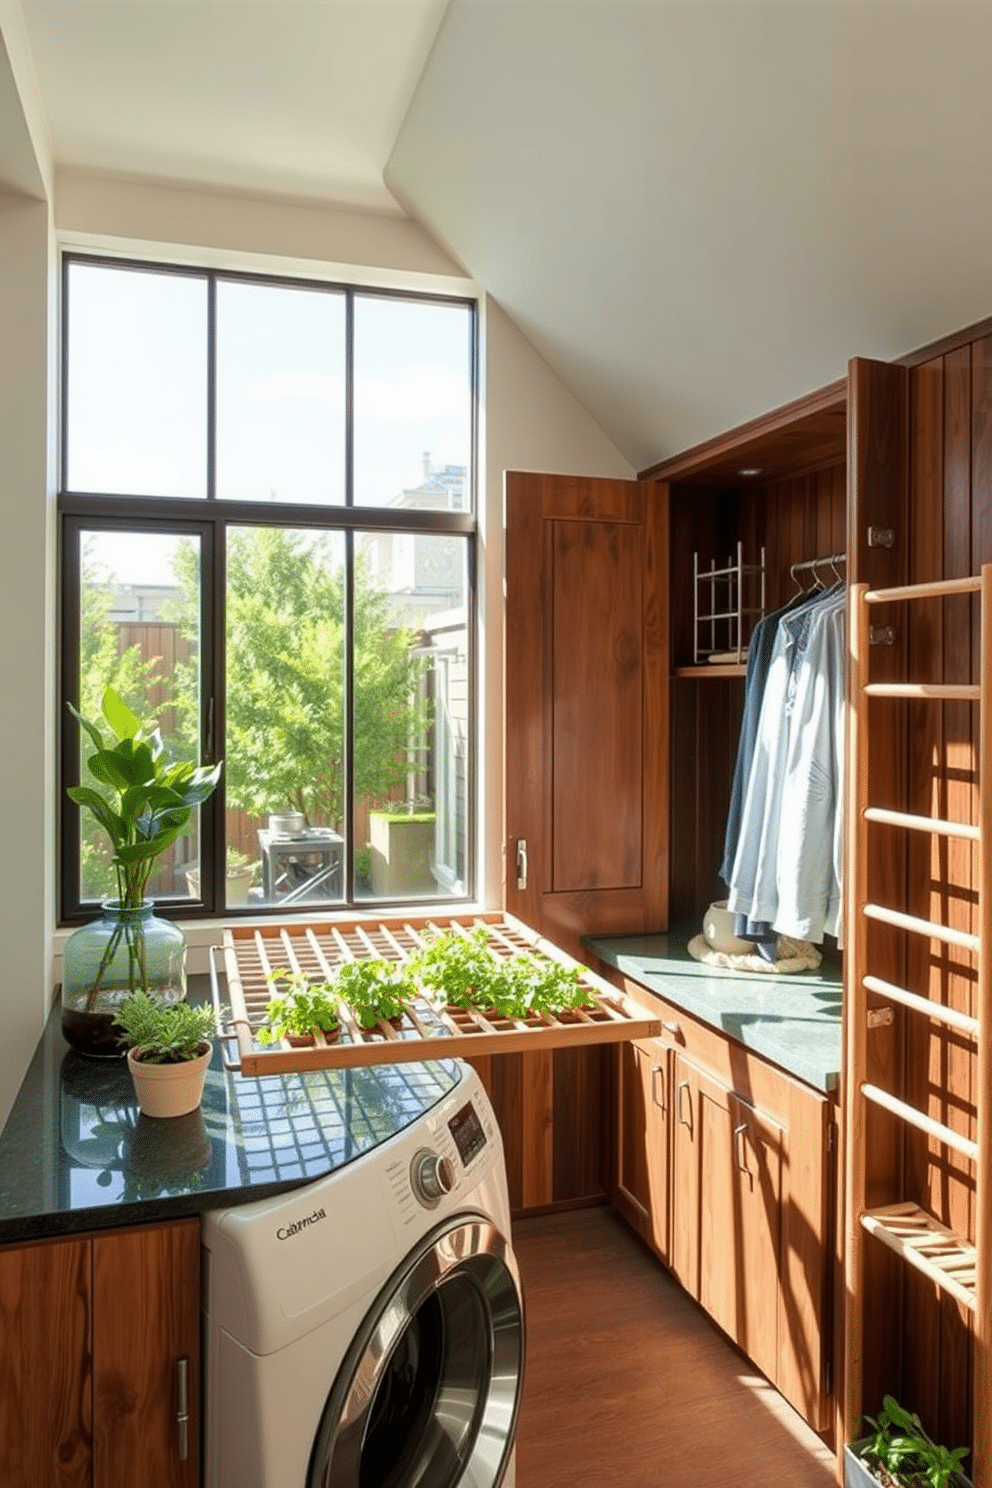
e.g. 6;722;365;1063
410;1149;455;1208
448;1099;488;1167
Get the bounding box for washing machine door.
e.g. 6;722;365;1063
308;1213;524;1488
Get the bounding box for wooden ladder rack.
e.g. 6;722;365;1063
845;568;992;1485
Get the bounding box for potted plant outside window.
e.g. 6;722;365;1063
846;1396;972;1488
62;685;222;1057
114;991;216;1119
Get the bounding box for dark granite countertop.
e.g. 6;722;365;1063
0;979;462;1245
585;926;842;1093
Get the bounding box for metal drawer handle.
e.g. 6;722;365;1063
733;1123;751;1182
677;1080;692;1129
516;838;528;891
176;1356;189;1462
651;1064;666;1112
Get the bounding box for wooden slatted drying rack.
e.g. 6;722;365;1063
845;568;992;1485
212;910;662;1075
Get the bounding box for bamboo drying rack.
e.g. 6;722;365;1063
845;568;992;1486
211;910;662;1075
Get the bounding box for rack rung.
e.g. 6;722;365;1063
861;1204;976;1312
863;901;980;953
861;1083;979;1161
863;806;980;842
863;974;980;1037
864;682;981;701
866;575;982;604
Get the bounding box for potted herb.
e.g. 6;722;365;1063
408;926;593;1020
333;959;412;1029
62;685;222;1057
114;991;216;1119
846;1396;971;1488
257;971;341;1047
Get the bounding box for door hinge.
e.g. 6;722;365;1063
867;525;895;549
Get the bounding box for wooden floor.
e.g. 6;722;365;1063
512;1205;838;1488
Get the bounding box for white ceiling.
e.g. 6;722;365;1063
10;0;992;470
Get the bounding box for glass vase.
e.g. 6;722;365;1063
61;900;187;1058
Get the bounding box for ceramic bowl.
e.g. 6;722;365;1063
702;900;756;955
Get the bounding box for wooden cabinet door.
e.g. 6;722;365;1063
0;1236;91;1488
672;1054;783;1387
696;1072;783;1386
503;471;670;959
616;1040;672;1263
93;1220;200;1488
671;1057;701;1300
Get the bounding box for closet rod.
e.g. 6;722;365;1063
790;549;847;579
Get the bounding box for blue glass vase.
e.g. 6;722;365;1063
61;900;187;1058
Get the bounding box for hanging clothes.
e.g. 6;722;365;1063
725;583;845;950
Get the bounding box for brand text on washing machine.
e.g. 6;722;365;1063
276;1207;327;1240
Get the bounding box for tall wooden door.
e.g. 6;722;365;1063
501;472;670;1211
504;471;670;952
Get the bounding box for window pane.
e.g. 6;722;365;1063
355;532;469;902
353;296;472;509
77;530;202;904
225;527;346;908
216;280;346;504
66;263;207;498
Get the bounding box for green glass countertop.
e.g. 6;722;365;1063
585;926;842;1093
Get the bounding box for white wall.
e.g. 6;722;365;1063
0;189;56;1130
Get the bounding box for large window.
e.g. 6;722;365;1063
59;255;476;920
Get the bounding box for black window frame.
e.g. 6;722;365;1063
58;251;479;925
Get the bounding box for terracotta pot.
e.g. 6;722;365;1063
126;1043;211;1119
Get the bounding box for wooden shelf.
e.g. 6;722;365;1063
861;1203;976;1313
674;664;747;679
217;911;662;1075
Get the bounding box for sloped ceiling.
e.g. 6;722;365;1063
9;1;992;471
388;0;992;469
18;0;451;213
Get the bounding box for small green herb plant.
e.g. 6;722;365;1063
332;959;413;1029
408;927;591;1018
114;991;215;1064
862;1395;970;1488
257;970;341;1045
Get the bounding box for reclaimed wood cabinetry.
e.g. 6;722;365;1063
615;1000;835;1434
500;470;670;1211
0;1219;200;1488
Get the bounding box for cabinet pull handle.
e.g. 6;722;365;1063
661;1020;683;1041
651;1065;666;1112
677;1080;692;1130
176;1356;189;1463
733;1123;749;1176
515;838;528;891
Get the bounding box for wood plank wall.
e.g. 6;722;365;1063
895;332;992;1449
668;463;846;923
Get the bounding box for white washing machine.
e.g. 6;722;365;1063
202;1061;524;1488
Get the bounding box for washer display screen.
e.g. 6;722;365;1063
448;1102;486;1166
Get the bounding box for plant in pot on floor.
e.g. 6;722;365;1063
114;991;216;1119
62;684;222;1057
847;1396;971;1488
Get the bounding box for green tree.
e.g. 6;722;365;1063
78;543;167;899
176;527;426;832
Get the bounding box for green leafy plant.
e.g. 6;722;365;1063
408;927;592;1018
69;685;223;911
257;970;341;1045
67;685;223;1009
332;959;413;1029
862;1396;970;1488
113;991;215;1065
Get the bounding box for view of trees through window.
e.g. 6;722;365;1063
62;256;475;918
